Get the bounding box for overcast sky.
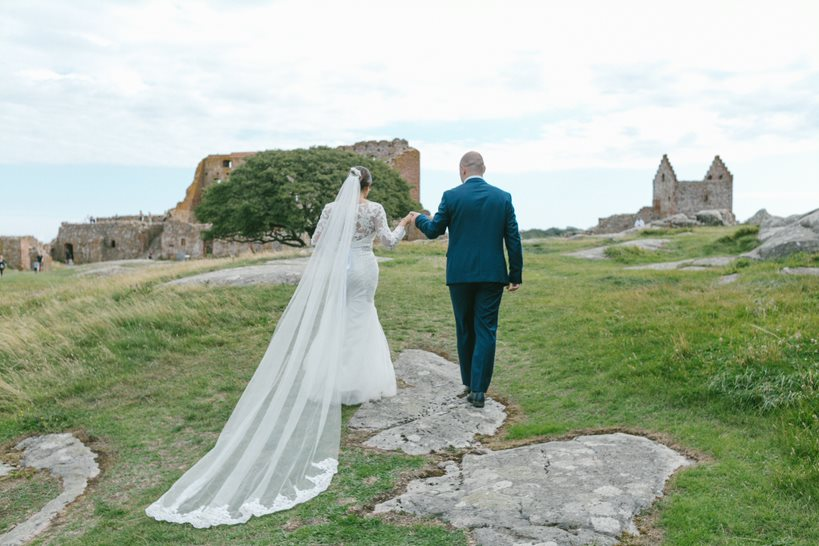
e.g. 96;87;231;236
2;0;818;241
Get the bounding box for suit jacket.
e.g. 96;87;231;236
415;177;523;285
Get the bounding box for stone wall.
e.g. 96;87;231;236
171;152;257;223
0;235;44;271
652;155;678;216
159;220;208;260
0;236;52;271
596;155;733;233
590;207;656;235
52;222;163;264
160;221;284;260
338;138;421;203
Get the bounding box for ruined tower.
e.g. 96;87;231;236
652;155;733;217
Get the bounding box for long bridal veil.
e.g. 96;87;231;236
146;169;362;528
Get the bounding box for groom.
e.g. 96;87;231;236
412;152;523;408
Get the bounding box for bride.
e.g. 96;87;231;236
146;166;413;528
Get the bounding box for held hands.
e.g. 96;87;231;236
400;212;421;227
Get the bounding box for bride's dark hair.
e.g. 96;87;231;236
352;166;372;190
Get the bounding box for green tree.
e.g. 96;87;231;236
196;147;420;247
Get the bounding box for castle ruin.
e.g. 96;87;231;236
0;236;52;271
49;139;421;265
593;155;734;233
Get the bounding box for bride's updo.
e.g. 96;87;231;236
351;166;372;190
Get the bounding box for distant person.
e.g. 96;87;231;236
36;253;44;272
411;151;523;409
0;254;6;277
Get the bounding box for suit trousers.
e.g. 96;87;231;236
448;282;505;393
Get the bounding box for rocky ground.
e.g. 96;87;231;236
352;351;692;546
0;434;100;546
2;351;693;546
165;256;392;287
565;239;671;260
744;208;819;259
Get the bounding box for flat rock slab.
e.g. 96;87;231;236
566;239;670;260
0;433;100;546
625;255;736;271
349;350;506;455
75;259;174;277
781;267;819;276
375;433;692;546
718;274;740;285
166;257;393;287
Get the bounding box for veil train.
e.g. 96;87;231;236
146;169;362;527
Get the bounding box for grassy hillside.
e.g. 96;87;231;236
1;227;817;545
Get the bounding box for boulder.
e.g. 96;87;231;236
650;214;700;228
744;208;773;225
695;209;735;226
746;208;819;259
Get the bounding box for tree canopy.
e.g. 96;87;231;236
195;147;420;247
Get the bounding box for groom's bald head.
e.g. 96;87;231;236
459;151;486;182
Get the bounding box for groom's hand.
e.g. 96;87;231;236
507;283;520;292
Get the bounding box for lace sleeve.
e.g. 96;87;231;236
311;203;332;246
374;204;405;250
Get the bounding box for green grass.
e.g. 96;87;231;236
1;226;818;544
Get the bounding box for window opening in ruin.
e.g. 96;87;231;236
718;174;723;179
707;175;712;180
223;160;232;168
111;240;116;248
181;238;186;246
661;173;665;181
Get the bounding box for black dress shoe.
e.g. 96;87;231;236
469;392;485;408
458;387;471;398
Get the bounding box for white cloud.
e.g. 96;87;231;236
1;1;818;219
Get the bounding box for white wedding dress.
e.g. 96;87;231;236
311;200;405;405
145;170;404;528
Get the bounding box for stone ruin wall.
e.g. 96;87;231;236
594;155;733;234
337;138;421;203
52;222;163;264
39;139;421;266
652;155;678;217
159;220;283;260
0;236;51;271
673;157;732;216
171;153;257;223
592;207;655;234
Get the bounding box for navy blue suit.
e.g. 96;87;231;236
415;177;522;393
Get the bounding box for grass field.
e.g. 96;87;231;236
1;227;818;545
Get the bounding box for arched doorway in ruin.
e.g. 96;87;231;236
64;243;74;264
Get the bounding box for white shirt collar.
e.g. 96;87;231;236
464;175;483;183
